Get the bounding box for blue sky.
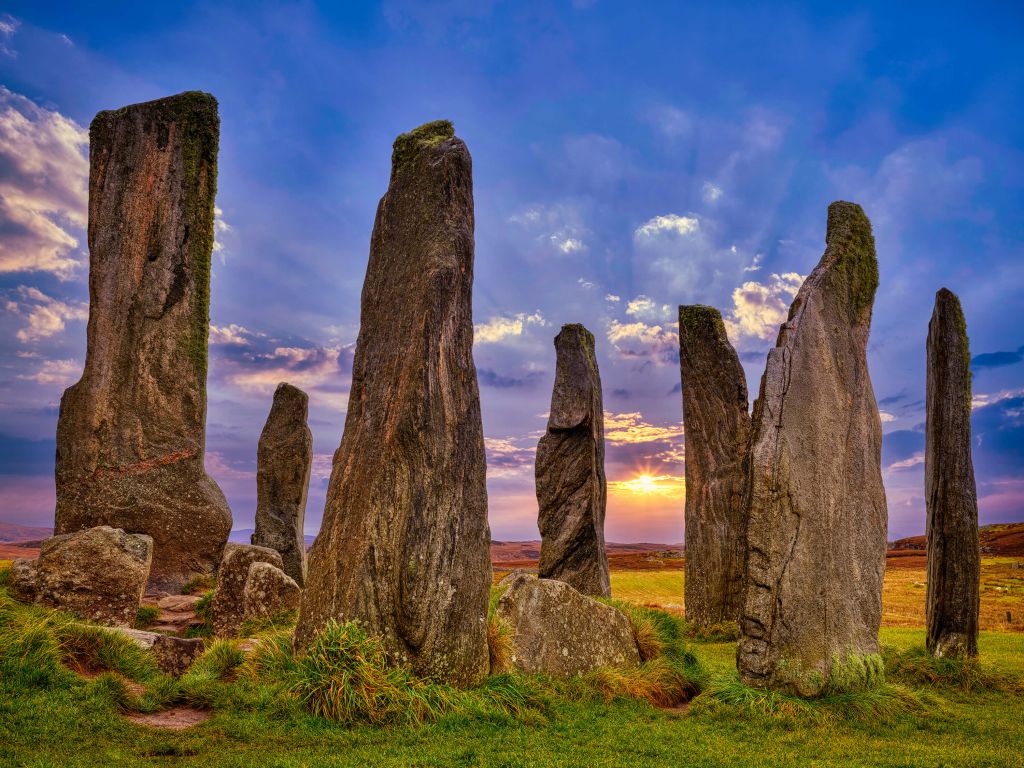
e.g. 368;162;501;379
0;1;1022;542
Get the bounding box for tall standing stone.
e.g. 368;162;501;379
54;92;231;590
294;121;492;686
535;324;610;597
678;305;750;627
252;382;312;585
737;202;888;696
925;288;980;658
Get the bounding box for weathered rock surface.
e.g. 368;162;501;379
495;573;640;676
242;561;301;621
737;202;888;696
295;121;492;687
210;543;283;637
678;305;751;627
536;324;610;597
926;288;980;658
252;383;312;585
109;627;205;676
12;526;152;627
53;92;231;590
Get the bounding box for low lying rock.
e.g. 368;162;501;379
210;543;283;637
12;526;152;627
495;572;640;677
108;627;205;677
242;561;301;621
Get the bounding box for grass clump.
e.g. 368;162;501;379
180;574;216;595
134;606;160;629
685;620;740;642
883;645;1023;693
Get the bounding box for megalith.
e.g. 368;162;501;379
252;382;312;585
294;121;492;687
737;202;888;696
53;92;231;590
925;288;980;658
210;543;283;637
535;323;610;597
678;305;750;627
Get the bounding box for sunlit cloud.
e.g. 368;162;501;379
17;358;80;386
5;285;87;342
484;436;537;479
606;319;676;362
723;272;804;342
879;411;897;424
474;311;547;344
0;87;88;278
608;472;685;498
209;323;263;346
971;388;1024;411
702;181;723;202
633;213;699;241
886;453;924;472
604;411;684;445
605;294;620;303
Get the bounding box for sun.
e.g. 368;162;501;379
608;472;684;497
632;474;659;494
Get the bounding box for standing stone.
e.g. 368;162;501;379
678;305;751;627
242;561;302;622
53;92;231;590
252;383;312;585
12;526;153;627
209;543;283;637
535;324;610;597
925;288;980;658
737;202;888;696
294;121;492;687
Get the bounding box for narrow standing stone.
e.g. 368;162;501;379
925;288;980;657
252;382;312;585
53;92;231;590
678;305;750;627
737;202;888;696
294;121;492;686
535;324;610;597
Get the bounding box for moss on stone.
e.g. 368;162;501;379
938;287;972;410
391;120;455;178
826;201;879;318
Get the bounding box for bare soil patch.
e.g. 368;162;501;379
125;707;212;730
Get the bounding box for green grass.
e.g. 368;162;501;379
2;573;1024;766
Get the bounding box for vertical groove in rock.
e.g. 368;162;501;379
252;382;312;586
925;288;980;657
536;324;610;597
678;305;750;627
294;121;492;686
737;201;888;695
53;92;231;590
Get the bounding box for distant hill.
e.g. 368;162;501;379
0;523;53;543
889;522;1024;556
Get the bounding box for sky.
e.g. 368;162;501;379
0;1;1022;544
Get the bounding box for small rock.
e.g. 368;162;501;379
242;561;301;621
13;527;152;627
210;543;283;637
496;572;640;677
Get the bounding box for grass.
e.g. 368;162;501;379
134;606;161;629
2;564;1024;766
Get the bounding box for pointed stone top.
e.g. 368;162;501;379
271;382;309;421
391;119;457;176
91;91;218;137
679;304;728;341
931;286;971;400
817;200;878;317
557;322;595;344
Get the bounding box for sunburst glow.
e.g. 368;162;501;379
608;473;685;498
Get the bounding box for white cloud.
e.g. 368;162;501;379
723;272;804;342
606;319;676;362
972;388;1024;411
743;253;763;272
209;323;261;346
484;436;537;479
5;285;87;342
0;14;18;56
17;358;80;385
0;87;88;278
213;206;232;263
577;278;595;290
474;311;547;345
643;104;691;140
624;295;672;323
879;411;897;424
605;294;620;303
702;182;723;202
634;213;699;241
886;453;924;472
508;201;589;258
551;235;584;253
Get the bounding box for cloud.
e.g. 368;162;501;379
17;358;81;386
0;87;88;279
215;343;350;402
605;294;620;303
603;411;684;445
879;411;897;424
552;236;584;253
213;206;232;263
209;323;263;346
577;278;595;290
643;104;691;140
886;453;924;472
702;182;723;202
474;311;547;345
0;14;18;56
606;319;677;363
608;473;685;498
971;388;1024;411
972;346;1024;371
624;295;671;323
5;285;87;342
477;367;543;389
634;213;699;241
484;436;536;479
723;272;804;342
507;201;589;258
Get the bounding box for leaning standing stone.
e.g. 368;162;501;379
678;305;750;628
294;121;492;687
925;288;980;658
53;92;231;590
11;526;153;627
209;543;283;637
536;324;610;597
252;382;312;585
737;202;888;696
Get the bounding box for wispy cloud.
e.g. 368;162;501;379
5;286;87;342
603;410;684;445
634;213;699;241
606;319;677;363
475;311;547;344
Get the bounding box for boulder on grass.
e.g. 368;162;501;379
495;572;640;677
242;561;301;621
210;543;283;637
11;526;152;627
107;627;205;677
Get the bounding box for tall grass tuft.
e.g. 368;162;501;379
883;645;1024;693
486;616;513;674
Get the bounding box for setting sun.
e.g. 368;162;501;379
608;472;685;498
